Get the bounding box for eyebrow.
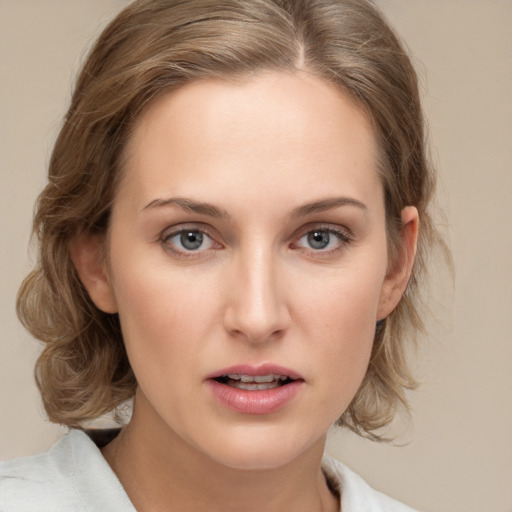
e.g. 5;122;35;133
142;195;366;218
142;197;230;218
292;197;367;217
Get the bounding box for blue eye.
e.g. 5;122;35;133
164;229;215;252
296;228;350;252
307;231;330;249
180;231;204;250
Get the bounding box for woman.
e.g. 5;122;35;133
0;0;440;510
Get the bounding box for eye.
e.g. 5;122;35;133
294;227;351;252
306;231;331;250
162;228;217;254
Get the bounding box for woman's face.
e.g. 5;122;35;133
84;72;413;470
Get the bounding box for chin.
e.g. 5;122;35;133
199;424;326;471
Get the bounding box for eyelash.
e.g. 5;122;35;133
160;225;221;258
292;226;352;255
159;224;353;258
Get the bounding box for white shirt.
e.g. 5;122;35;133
0;430;418;511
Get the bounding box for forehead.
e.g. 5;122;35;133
118;71;381;213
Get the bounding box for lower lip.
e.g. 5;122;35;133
206;379;304;415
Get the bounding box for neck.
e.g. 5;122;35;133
101;398;338;512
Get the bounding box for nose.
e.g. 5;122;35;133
223;247;291;344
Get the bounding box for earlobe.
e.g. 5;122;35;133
377;206;419;319
69;234;118;314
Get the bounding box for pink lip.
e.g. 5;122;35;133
206;364;304;415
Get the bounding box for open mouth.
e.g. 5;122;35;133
214;374;297;391
207;367;304;413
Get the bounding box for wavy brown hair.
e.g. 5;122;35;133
17;0;442;438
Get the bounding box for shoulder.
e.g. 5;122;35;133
322;455;419;512
0;431;79;512
0;430;133;512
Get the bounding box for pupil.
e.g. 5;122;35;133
181;231;203;250
308;231;329;249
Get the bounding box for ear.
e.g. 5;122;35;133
69;234;118;314
377;206;419;320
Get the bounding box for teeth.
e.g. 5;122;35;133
221;373;292;390
226;374;286;383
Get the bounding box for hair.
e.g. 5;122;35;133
17;0;442;439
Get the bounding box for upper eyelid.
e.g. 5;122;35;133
292;223;353;240
160;222;217;239
295;229;350;243
162;228;213;241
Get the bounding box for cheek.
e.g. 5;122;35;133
313;291;376;376
299;259;385;337
109;257;221;378
296;262;385;402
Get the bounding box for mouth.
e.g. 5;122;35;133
207;365;304;414
213;373;297;391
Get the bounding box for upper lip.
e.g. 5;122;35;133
206;364;303;381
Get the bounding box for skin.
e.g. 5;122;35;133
72;71;418;512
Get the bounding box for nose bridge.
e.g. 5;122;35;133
224;243;289;342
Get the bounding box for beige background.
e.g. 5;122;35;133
1;1;511;511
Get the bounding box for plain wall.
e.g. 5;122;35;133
1;2;511;511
